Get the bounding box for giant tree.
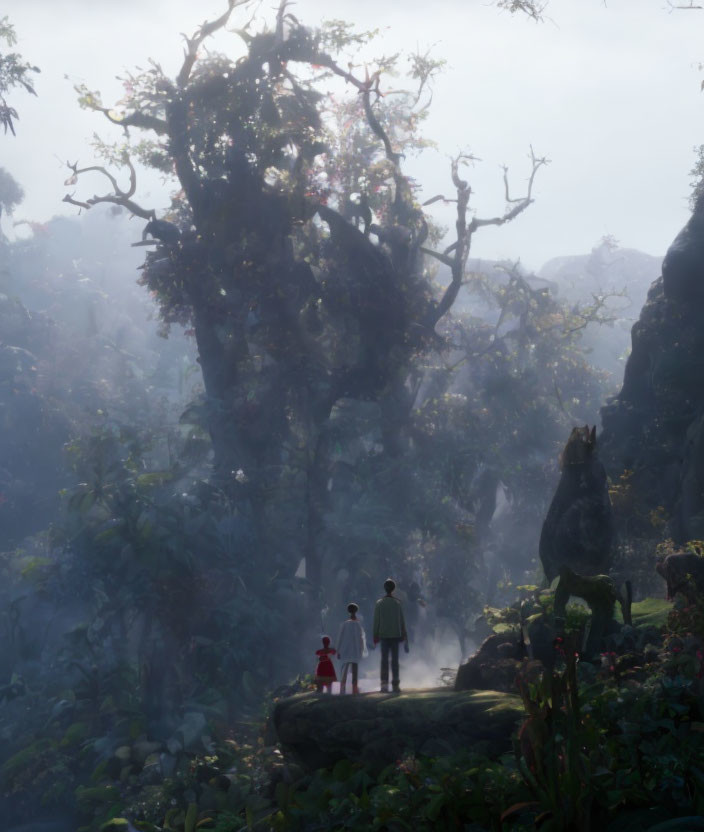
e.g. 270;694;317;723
64;2;543;628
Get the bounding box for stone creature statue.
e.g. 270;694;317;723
456;564;634;686
554;566;631;659
539;425;614;584
656;551;704;602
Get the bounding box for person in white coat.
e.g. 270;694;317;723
336;603;368;694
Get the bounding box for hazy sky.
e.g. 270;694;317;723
3;0;704;270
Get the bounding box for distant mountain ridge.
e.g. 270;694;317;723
539;242;662;317
448;244;662;380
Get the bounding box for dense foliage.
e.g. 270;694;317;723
1;588;698;831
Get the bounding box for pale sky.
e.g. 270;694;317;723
3;0;704;270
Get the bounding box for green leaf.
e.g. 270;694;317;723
492;622;518;634
184;802;198;832
94;527;120;544
136;471;175;488
332;758;353;781
424;792;447;821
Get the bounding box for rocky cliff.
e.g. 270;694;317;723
601;200;704;542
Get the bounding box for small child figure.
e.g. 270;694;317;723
314;636;337;693
336;602;368;694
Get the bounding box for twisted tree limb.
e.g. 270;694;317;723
62;156;154;219
176;0;246;88
422;147;548;328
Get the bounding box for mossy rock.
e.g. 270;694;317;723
100;821;131;832
1;738;55;782
75;784;120;810
60;720;92;748
271;688;523;771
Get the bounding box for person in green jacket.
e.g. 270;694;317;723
373;578;409;693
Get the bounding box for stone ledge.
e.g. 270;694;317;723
270;688;524;771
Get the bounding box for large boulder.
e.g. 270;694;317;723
539;425;614;583
455;633;529;692
270;689;523;771
656;551;704;602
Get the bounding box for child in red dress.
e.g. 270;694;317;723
314;635;337;693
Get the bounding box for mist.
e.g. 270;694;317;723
0;2;700;829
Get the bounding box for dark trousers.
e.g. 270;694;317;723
340;662;358;686
380;637;402;689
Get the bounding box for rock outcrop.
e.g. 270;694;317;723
601;198;704;543
271;689;523;770
454;639;523;693
656;551;704;601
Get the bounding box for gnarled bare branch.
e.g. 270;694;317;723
495;0;547;20
423;147;548;329
420;246;454;269
313;52;402;166
62;194;92;212
473;146;548;230
62;157;154;219
177;0;246;88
